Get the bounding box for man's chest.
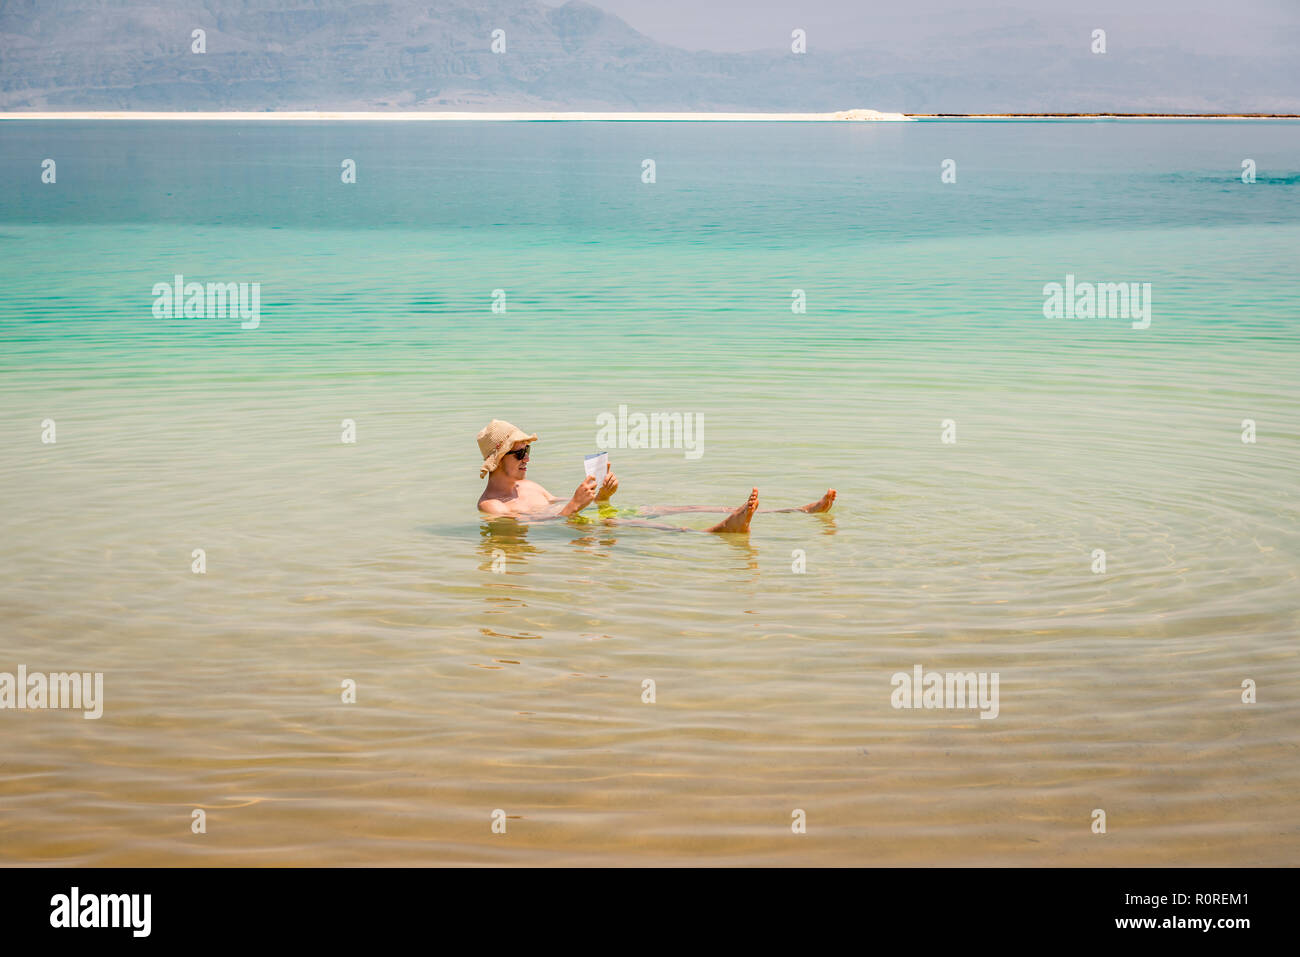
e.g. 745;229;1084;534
511;483;552;510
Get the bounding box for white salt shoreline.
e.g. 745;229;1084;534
0;108;912;122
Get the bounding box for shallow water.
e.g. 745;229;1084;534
1;120;1298;865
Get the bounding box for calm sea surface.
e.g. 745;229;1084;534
1;120;1297;865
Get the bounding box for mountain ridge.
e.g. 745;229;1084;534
1;0;1296;112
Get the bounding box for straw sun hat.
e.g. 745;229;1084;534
477;419;538;478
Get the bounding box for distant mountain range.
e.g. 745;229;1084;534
1;0;1296;112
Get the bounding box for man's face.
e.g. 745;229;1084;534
498;440;530;480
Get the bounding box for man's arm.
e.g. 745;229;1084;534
479;498;518;517
480;499;569;522
538;467;616;504
551;476;598;516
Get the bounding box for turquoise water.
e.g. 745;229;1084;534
1;120;1297;865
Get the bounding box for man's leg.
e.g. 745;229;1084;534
766;489;837;513
635;504;731;517
638;488;835;518
611;489;760;533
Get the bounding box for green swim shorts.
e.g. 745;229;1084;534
569;504;641;524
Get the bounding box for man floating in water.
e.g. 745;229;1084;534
475;419;835;533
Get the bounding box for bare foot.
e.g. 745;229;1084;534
798;489;837;513
707;488;759;533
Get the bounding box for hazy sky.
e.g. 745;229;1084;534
553;0;1300;55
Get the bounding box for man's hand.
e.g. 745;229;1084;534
561;476;598;515
595;465;618;502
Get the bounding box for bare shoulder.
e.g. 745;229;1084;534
477;490;512;514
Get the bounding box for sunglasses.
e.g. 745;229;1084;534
505;445;530;461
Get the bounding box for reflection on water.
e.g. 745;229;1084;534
478;517;543;571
